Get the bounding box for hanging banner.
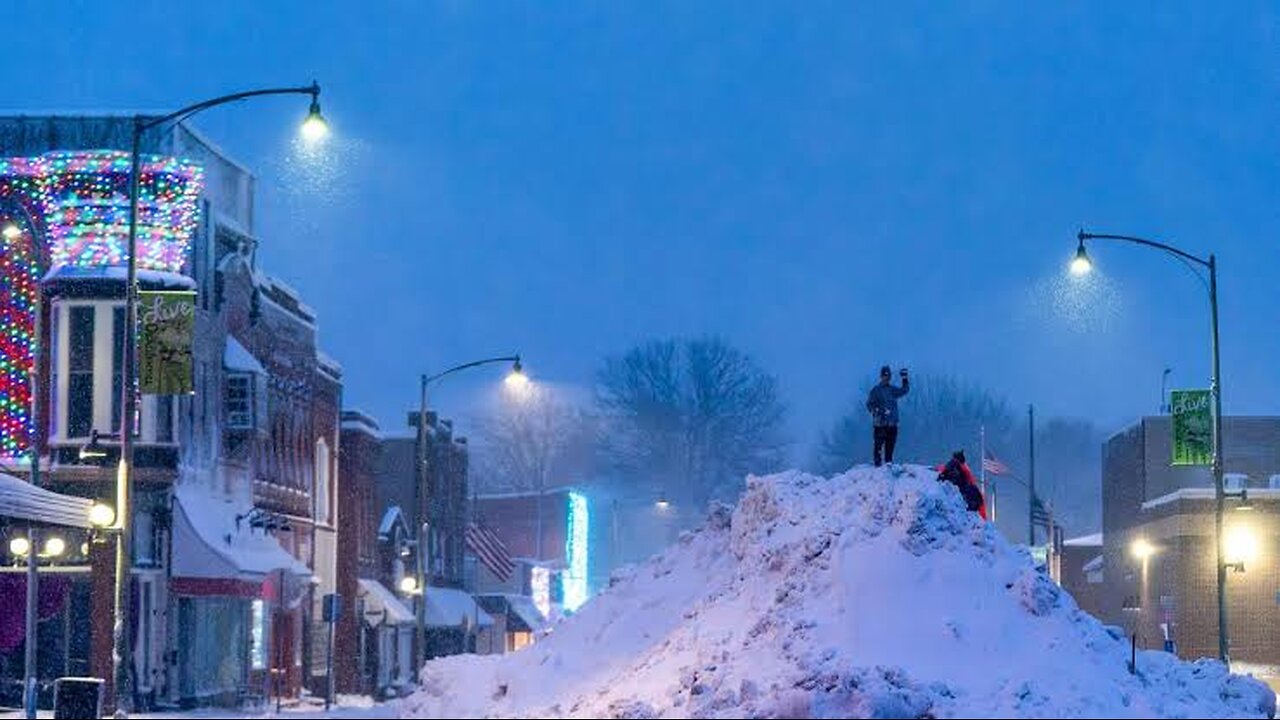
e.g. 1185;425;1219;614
138;290;196;395
1171;389;1213;466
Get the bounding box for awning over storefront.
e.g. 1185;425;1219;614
0;472;95;528
358;578;415;627
426;586;494;629
486;593;546;634
170;486;311;594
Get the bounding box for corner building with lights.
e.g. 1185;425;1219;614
0;116;341;711
1090;415;1280;672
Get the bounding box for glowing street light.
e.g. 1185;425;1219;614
109;81;330;715
1071;228;1228;662
504;358;529;392
42;537;65;558
415;352;523;664
1070;240;1092;276
9;537;30;557
1224;524;1258;571
89;503;116;528
300;95;329;143
1130;538;1155;562
398;576;420;595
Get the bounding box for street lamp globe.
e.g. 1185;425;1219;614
9;537;30;557
89;502;116;528
504;359;529;391
300;97;329;143
1070;241;1092;276
43;537;66;558
399;576;419;595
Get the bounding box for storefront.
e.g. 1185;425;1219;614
356;578;414;698
167;487;311;708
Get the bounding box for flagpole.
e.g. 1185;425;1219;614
980;425;987;513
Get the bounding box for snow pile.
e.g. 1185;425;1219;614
403;465;1276;719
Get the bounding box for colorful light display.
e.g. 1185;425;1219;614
0;224;38;458
0;151;204;273
563;491;590;612
0;150;204;458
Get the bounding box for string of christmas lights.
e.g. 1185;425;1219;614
0;223;38;458
0;150;204;458
0;150;204;273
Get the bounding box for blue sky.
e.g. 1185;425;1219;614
5;1;1278;460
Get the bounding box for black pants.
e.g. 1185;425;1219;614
873;425;899;467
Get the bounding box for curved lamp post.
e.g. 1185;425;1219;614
113;84;327;717
413;355;523;668
1072;229;1231;663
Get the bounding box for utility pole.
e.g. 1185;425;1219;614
1028;405;1036;547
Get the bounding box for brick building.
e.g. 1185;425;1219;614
1099;415;1280;667
334;410;391;696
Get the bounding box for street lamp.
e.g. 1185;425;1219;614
111;82;326;717
414;354;523;669
1071;229;1229;662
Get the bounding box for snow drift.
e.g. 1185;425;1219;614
403;465;1276;719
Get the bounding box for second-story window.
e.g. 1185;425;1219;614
67;306;95;439
226;373;256;430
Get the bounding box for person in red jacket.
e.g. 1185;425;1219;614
937;450;987;520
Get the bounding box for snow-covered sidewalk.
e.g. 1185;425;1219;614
0;694;397;719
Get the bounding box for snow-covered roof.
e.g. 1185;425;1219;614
170;486;311;582
42;265;197;290
1083;554;1105;574
1063;533;1103;547
224;336;265;374
1140;487;1280;511
341;411;384;440
378;506;406;539
0;473;96;528
485;593;547;633
317;351;343;374
426;586;494;628
358;578;415;627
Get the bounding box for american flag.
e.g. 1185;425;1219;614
466;522;515;583
982;449;1010;476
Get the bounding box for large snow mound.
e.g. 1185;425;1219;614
403;465;1276;719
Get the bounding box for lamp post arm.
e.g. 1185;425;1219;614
423;354;521;387
1077;230;1211;269
137;83;321;134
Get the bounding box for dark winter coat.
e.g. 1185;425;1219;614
866;378;910;427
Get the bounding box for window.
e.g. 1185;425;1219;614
250;599;267;670
155;396;174;443
134;511;156;565
226;374;254;429
67;306;95;438
315;439;331;525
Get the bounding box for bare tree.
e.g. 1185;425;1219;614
472;383;595;495
595;337;788;508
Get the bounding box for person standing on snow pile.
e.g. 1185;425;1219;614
937;450;987;519
866;365;909;467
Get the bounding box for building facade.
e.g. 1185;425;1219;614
1098;415;1280;668
0;116;340;710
